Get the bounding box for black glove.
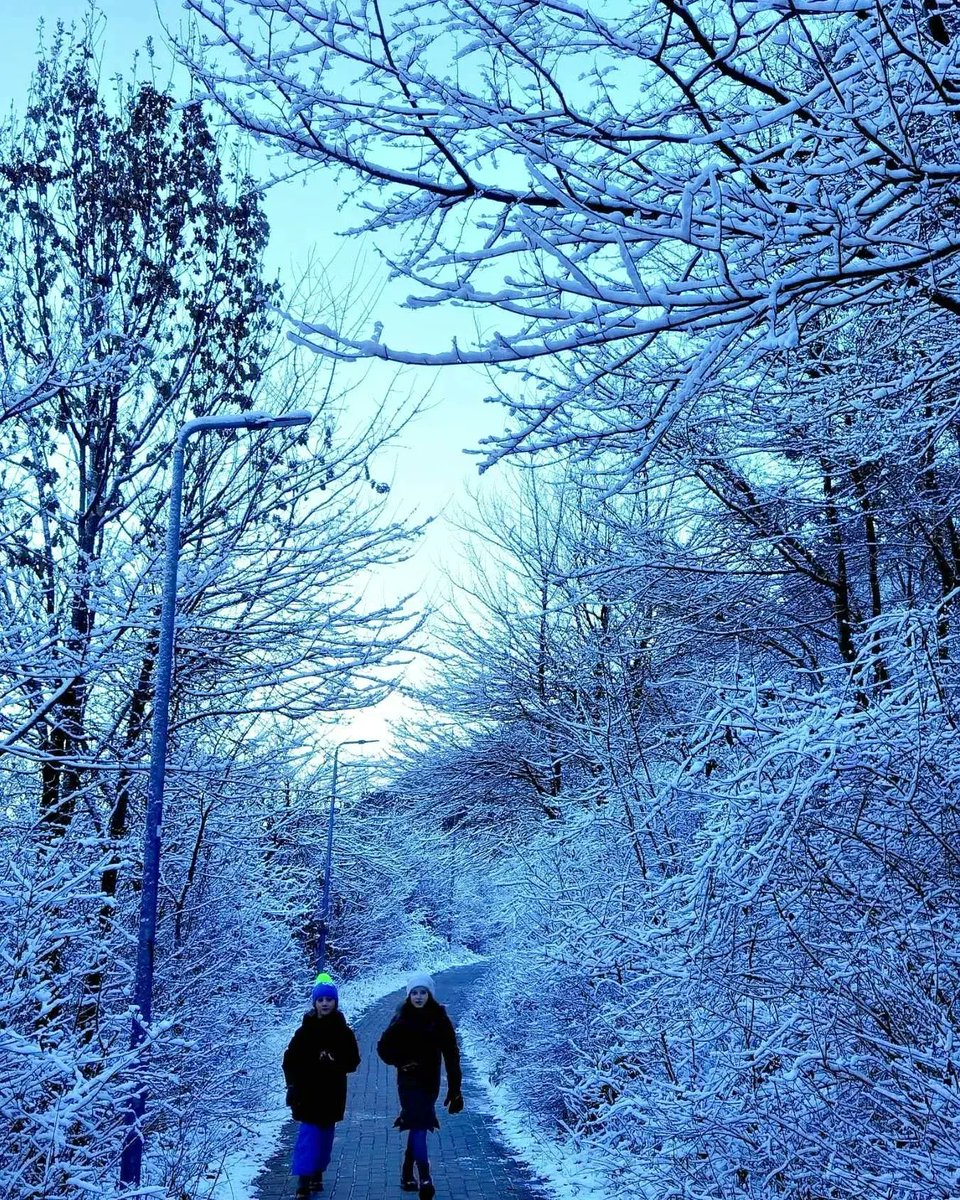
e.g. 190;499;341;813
444;1090;464;1114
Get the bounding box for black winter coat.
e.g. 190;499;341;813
376;998;462;1131
282;1008;361;1126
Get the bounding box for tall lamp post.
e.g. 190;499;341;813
119;410;312;1190
316;737;377;975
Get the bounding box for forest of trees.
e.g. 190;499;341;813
3;2;960;1199
184;2;960;1199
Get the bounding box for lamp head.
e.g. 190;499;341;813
179;410;313;443
244;410;313;430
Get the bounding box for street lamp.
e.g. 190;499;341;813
119;409;312;1190
315;737;378;974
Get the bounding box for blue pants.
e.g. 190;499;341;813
406;1128;429;1172
291;1123;335;1176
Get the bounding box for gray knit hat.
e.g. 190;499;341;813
406;971;435;997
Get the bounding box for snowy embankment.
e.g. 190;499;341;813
459;1024;615;1200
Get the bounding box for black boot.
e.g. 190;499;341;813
418;1172;435;1200
296;1178;311;1198
401;1152;418;1192
310;1173;324;1193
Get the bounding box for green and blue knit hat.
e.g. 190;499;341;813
312;972;338;1004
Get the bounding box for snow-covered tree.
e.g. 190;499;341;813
185;0;959;461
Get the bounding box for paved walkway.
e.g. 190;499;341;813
252;962;549;1200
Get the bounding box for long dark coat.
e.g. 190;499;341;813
282;1008;361;1126
376;997;462;1131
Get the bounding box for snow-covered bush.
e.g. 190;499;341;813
466;615;960;1200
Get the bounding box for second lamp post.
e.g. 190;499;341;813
316;737;377;974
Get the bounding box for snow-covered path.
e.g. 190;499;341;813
252;962;549;1200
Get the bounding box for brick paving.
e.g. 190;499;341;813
252;962;550;1200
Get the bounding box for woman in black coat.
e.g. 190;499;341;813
376;972;463;1200
283;979;361;1197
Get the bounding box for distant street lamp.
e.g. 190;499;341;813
315;737;378;974
119;410;312;1190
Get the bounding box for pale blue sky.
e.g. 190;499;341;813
1;1;505;750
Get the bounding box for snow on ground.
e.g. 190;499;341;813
460;1025;617;1200
199;1010;293;1200
206;946;483;1199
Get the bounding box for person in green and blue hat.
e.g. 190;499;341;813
283;978;360;1196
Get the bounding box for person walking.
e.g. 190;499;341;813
377;971;464;1200
283;978;361;1196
